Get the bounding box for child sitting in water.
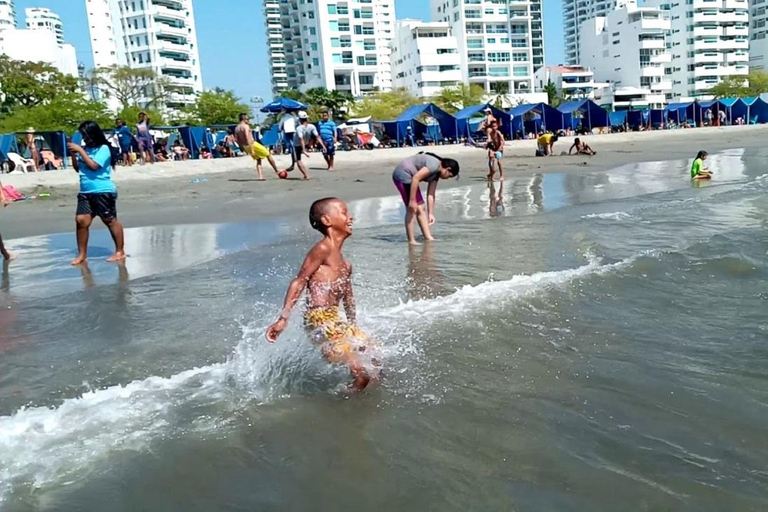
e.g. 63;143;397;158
691;150;712;180
265;198;379;391
569;137;596;156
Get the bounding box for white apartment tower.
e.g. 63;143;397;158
431;0;545;97
264;0;396;97
749;0;768;69
390;20;461;98
580;0;672;108
25;7;64;44
0;0;15;31
86;0;203;110
650;0;749;100
562;0;618;65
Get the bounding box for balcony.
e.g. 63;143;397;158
637;18;670;31
694;52;722;63
562;80;595;89
639;39;665;49
155;22;187;38
726;51;749;62
724;26;748;37
650;80;673;90
641;65;665;77
160;56;193;71
693;26;722;37
155;5;186;23
157;39;190;54
650;53;672;64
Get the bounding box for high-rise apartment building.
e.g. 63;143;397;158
749;0;768;70
562;0;618;65
0;0;14;31
265;0;396;97
650;0;749;100
25;7;64;44
431;0;545;98
85;0;203;110
390;20;461;98
580;0;672;109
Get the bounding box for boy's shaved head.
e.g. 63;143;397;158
309;197;340;233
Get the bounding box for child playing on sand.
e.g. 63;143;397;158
486;121;505;182
0;181;14;261
691;150;712;180
265;198;379;391
569;137;596;156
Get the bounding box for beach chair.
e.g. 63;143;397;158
750;115;758;125
6;152;36;173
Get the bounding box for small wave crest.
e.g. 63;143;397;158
581;212;633;221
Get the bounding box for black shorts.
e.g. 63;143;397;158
77;193;117;219
293;145;304;161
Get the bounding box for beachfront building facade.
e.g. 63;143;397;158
390;20;461;98
650;0;749;100
264;0;396;97
0;1;77;76
85;0;204;110
562;0;618;65
579;0;672;109
534;65;598;100
749;0;768;70
430;0;545;100
25;7;64;44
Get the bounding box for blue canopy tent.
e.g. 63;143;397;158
741;97;768;124
719;98;748;125
665;102;701;126
558;100;610;132
178;126;207;159
384;103;458;146
509;103;564;138
260;125;280;147
454;103;512;140
627;109;648;129
698;99;726;125
609;110;627;128
649;109;665;129
260;97;308;113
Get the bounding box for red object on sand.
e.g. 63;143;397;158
278;170;288;179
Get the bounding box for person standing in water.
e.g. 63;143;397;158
265;198;379;391
67;121;126;266
691;150;712;180
0;181;14;261
486;121;505;182
391;152;460;245
234;113;282;180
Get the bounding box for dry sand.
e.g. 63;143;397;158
0;125;763;239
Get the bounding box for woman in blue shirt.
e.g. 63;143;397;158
67;120;126;266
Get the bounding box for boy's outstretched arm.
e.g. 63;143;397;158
342;264;356;324
265;242;330;342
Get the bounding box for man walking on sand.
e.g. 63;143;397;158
317;110;338;171
292;111;326;180
280;110;297;171
235;113;283;180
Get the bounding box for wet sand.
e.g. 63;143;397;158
0;125;762;239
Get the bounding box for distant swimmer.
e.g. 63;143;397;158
691;150;713;180
235;112;283;180
391;152;460;245
265;198;380;391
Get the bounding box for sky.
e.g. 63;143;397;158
12;0;565;104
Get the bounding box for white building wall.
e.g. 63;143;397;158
562;0;619;65
579;0;671;108
25;7;64;44
86;0;203;110
264;0;395;97
0;28;78;76
534;65;598;100
0;0;14;31
390;20;461;98
749;0;768;70
648;0;749;100
431;0;545;99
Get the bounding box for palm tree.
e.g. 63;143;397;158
543;80;562;107
491;82;512;109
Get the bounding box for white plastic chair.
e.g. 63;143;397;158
6;153;36;174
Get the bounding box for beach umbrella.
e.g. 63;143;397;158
260;97;308;113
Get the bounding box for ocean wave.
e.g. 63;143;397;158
581;212;633;221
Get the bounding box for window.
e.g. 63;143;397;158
437;48;457;54
488;65;509;76
328;4;337;13
513;66;528;77
488;51;510;62
512;52;527;62
331;37;340;47
333;53;342;63
309;27;316;35
313;58;319;66
330;20;339;31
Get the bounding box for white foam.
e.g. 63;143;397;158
581;212;633;221
0;255;633;503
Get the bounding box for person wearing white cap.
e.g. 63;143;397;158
292;111;327;180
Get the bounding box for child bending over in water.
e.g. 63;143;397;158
691;150;712;180
266;197;380;391
569;137;596;156
0;181;14;261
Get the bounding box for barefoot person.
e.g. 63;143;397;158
266;198;380;391
568;137;596;156
391;152;460;245
486;121;505;181
293;111;325;180
67;121;126;266
136;112;154;165
691;150;713;180
537;133;558;156
234;113;282;180
0;181;14;261
317;110;338;171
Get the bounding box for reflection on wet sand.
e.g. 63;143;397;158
488;182;505;218
406;243;447;300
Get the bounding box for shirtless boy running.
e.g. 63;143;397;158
234;113;283;180
265;198;379;390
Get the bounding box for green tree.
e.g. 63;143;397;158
0;56;79;113
116;106;166;127
0;93;112;133
490;82;512;110
543;80;562;107
89;65;177;110
279;89;304;101
709;71;768;98
178;87;249;125
431;84;486;113
352;88;421;119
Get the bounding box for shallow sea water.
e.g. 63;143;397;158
1;148;767;511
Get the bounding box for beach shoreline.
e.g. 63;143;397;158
0;125;763;239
